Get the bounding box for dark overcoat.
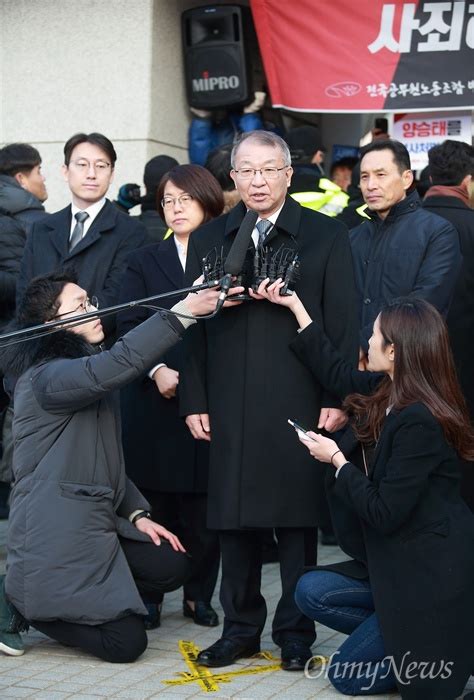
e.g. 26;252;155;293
0;213;26;330
422;194;474;417
2;311;186;625
16;199;150;309
117;239;209;493
180;197;359;529
291;322;474;700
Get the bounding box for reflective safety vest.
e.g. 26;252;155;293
290;178;349;217
356;203;371;220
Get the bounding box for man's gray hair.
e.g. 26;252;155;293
231;130;292;169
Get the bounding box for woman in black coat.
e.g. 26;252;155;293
117;165;224;628
251;280;474;699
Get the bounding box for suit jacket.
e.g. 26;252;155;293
16;199;150;311
179;196;359;529
291;321;474;700
116;238;209;493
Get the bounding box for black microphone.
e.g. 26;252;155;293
215;209;258;311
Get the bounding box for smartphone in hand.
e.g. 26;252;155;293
287;419;318;441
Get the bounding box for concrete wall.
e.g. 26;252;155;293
0;0;395;213
0;0;200;211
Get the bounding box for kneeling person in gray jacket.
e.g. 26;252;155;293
0;270;237;662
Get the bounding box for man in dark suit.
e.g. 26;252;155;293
16;132;149;317
180;130;359;670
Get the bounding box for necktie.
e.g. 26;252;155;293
256;219;273;247
69;211;89;252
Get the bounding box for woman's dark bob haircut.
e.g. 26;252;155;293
156;164;224;224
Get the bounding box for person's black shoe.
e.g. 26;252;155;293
280;641;313;671
143;602;161;630
197;637;260;667
183;600;219;627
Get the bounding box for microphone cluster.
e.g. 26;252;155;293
202;209;300;300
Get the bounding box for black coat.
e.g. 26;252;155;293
138;209;169;242
16;200;150;310
117;238;209;493
0;174;48;235
422;195;474;417
291;322;474;700
0;213;26;330
350;191;462;349
180;197;359;529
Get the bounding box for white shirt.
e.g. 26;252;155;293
251;203;285;247
174;236;187;272
70;198;107;241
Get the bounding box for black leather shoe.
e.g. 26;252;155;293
183;600;219;627
280;641;313;671
197;637;260;667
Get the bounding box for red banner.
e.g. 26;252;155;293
250;0;474;112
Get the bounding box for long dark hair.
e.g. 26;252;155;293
156;164;224;224
344;298;474;460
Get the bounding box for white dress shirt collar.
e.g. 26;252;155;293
70;198;107;240
251;202;285;247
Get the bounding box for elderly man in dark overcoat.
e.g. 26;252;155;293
180;130;359;670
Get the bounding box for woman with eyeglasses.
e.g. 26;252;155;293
117;164;224;629
250;280;474;699
0;269;240;661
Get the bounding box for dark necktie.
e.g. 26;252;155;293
256;219;273;247
69;211;89;252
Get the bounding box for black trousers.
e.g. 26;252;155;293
142;489;220;603
31;537;190;663
219;528;317;647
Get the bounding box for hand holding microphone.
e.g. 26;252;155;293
215;209;258;312
183;275;244;317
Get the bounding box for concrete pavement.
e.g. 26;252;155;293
1;520;472;699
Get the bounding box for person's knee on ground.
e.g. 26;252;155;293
100;615;147;664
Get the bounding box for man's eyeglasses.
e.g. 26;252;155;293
70;160;111;172
161;194;194;209
53;296;99;319
233;167;288;180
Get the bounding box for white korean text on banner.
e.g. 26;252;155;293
250;0;474;112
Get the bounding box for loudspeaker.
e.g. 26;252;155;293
182;5;252;109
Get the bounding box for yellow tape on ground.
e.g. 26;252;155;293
161;640;283;692
177;640;220;691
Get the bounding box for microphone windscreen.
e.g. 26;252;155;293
224;209;258;275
